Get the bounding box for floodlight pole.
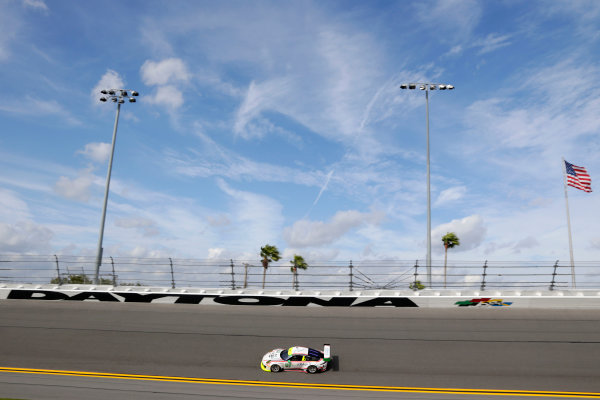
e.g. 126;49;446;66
425;88;431;287
94;102;120;285
94;89;138;284
399;83;454;288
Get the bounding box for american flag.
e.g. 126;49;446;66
565;160;592;192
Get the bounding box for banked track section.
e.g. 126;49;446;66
1;300;599;398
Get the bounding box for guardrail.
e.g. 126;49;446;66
2;255;599;290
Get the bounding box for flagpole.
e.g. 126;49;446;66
562;157;576;288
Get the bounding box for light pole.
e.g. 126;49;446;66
94;89;139;284
399;82;454;288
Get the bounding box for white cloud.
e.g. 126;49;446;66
115;217;159;237
0;4;20;62
512;236;539;253
92;70;125;103
141;58;190;86
435;186;466;206
207;214;230;227
53;169;95;202
216;179;285;248
22;0;48;11
415;0;481;42
283;210;384;248
145;85;184;110
0;189;52;253
0;189;31;222
0;221;53;253
432;215;487;254
77;142;111;164
207;248;225;259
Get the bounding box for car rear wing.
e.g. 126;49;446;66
323;344;331;362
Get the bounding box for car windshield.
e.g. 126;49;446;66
279;349;291;361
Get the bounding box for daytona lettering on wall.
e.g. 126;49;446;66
5;290;419;307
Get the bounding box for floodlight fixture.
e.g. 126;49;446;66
129;97;136;103
131;91;139;96
100;97;107;102
400;84;408;89
409;83;416;89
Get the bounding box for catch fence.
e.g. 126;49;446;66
1;255;599;290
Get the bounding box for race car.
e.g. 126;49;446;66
261;344;331;373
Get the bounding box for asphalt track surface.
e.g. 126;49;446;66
1;300;600;399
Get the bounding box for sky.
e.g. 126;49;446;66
1;0;599;267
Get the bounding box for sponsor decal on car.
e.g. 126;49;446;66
455;298;513;307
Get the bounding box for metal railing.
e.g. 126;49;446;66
1;255;599;290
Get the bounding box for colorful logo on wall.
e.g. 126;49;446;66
455;298;512;307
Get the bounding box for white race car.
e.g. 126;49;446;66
261;344;331;374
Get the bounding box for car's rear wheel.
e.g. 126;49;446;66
270;364;282;372
306;365;318;374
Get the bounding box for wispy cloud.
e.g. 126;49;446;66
415;0;482;43
22;0;48;11
284;210;384;248
304;170;334;218
0;96;81;124
435;186;466;207
163;128;323;187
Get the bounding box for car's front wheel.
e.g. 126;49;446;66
270;364;282;372
306;365;318;374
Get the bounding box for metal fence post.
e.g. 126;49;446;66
110;256;116;286
549;260;559;291
480;260;488;291
230;259;236;290
54;255;62;285
413;260;419;290
349;260;354;291
243;263;249;288
169;258;175;289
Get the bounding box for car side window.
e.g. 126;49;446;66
289;355;303;361
305;355;319;361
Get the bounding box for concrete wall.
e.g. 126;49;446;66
2;283;600;308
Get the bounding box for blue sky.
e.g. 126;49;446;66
1;0;599;264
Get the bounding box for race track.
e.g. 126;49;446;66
1;300;599;398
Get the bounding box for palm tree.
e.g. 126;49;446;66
260;244;281;289
442;232;460;288
290;254;308;290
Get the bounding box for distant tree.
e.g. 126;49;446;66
442;232;460;288
260;244;281;289
51;274;112;285
290;254;308;290
409;280;425;291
